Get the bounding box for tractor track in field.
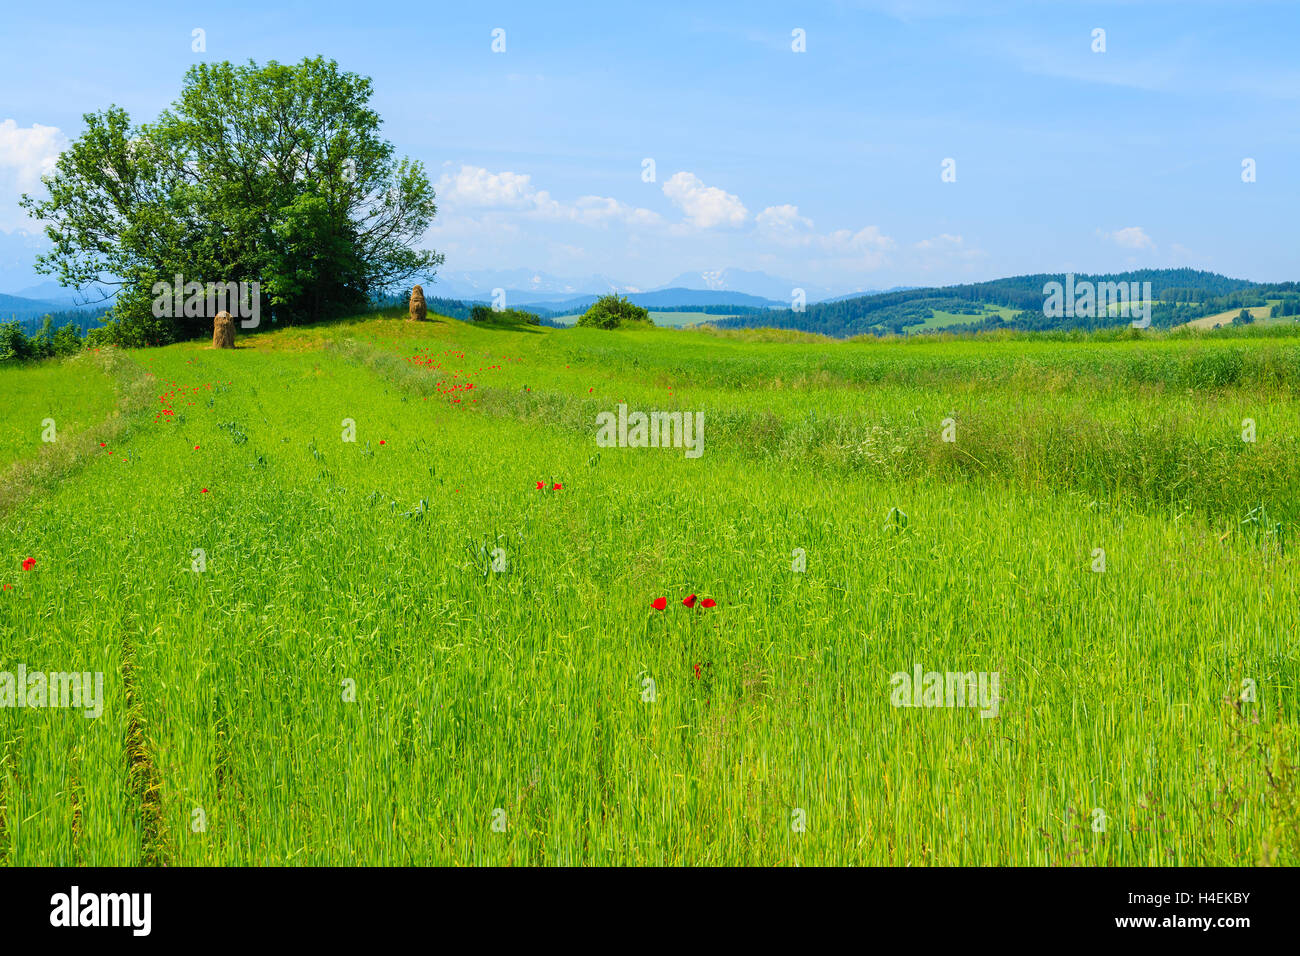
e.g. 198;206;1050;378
0;751;8;863
120;632;168;865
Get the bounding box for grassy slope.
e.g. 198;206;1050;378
0;315;1297;864
906;304;1019;331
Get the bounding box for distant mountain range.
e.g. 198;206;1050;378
426;268;880;309
16;269;1282;340
0;282;113;330
8;280;113;306
0;293;95;321
524;288;788;314
2;269;897;321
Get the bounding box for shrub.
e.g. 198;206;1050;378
0;317;85;362
470;304;540;325
577;294;651;329
0;322;31;361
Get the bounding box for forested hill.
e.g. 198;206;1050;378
711;269;1296;337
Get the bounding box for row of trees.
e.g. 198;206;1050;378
0;318;85;361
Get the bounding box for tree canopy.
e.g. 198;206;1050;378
21;57;443;345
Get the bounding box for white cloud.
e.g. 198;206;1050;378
436;165;659;227
807;225;897;269
428;164;969;289
437;165;539;208
756;204;815;243
0;119;66;232
914;233;963;251
823;225;894;255
1101;226;1154;250
568;194;661;226
756;205;896;268
662;171;748;229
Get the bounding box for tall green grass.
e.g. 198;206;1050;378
0;318;1295;864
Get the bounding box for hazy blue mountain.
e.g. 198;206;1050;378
0;293;72;319
511;288;786;313
5;280;114;308
655;268;839;303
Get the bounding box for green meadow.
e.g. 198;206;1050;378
0;312;1296;865
906;303;1020;331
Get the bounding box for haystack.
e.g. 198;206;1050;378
409;285;427;321
212;311;236;349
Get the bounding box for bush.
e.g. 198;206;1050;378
470;304;540;325
51;323;83;356
0;322;31;361
577;294;651;329
0;317;86;362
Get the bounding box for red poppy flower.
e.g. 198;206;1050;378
99;442;106;447
200;488;209;494
701;598;716;608
536;481;544;490
552;482;562;490
2;584;11;591
379;440;386;445
21;558;35;571
693;663;701;679
194;445;200;451
651;597;667;610
682;594;697;608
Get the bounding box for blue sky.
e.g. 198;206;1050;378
2;0;1297;296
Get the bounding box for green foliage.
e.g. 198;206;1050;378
577;294;652;329
20;57;443;343
0;317;85;362
469;304;540;325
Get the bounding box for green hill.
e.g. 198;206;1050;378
713;269;1298;337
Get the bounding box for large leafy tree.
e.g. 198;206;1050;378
21;57;442;343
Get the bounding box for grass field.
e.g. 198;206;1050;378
1;312;1297;865
906;303;1019;331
